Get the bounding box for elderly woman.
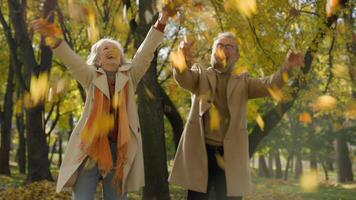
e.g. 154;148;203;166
32;9;175;200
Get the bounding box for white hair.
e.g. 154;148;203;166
86;38;125;66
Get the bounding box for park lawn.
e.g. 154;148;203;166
0;166;355;200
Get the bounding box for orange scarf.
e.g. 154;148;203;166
80;73;130;194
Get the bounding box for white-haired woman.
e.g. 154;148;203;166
32;8;176;200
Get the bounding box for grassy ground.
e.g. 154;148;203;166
0;166;355;200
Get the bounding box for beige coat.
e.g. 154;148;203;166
169;64;289;196
53;28;164;193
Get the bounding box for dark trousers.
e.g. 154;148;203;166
187;145;242;200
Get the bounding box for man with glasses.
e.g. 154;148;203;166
169;32;304;200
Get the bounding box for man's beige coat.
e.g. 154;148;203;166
53;28;164;193
169;64;288;196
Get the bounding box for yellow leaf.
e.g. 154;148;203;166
144;86;155;99
256;114;264;131
215;153;225;170
209;104;220;131
300;170;320;192
267;86;284;102
215;47;227;67
332;64;349;78
345;100;356;120
30;73;49;106
56;78;67;94
237;0;257;17
87;10;99;44
112;92;121;109
282;72;289;82
299;112;312;124
232;66;249;76
326;0;340;17
311;95;337;111
170;48;187;72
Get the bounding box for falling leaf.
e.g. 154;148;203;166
215;153;225;170
282;72;289;82
112;92;121;109
215;47;227;67
232;66;249;76
30;73;49;106
48;88;53;102
256;114;264;131
326;0;340;17
267;86;284;102
311;95;337;111
170;48;187;72
225;0;257;17
332;64;349;78
299;112;312;124
345;100;356;120
56;78;67;94
87;9;99;44
300;170;320;192
144;86;155;99
209;104;220;131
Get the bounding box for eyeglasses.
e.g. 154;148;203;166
216;43;236;51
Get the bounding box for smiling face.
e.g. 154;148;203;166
96;41;122;71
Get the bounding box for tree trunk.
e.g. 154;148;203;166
159;85;183;149
258;155;270;178
310;153;318;170
8;0;56;182
284;154;293;181
268;152;274;177
275;150;282;179
294;154;303;179
321;162;329;181
0;57;15;175
135;1;170;199
58;135;62;168
335;137;354;182
16;111;26;174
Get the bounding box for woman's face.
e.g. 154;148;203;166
97;41;122;71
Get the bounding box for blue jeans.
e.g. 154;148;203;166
72;143;127;200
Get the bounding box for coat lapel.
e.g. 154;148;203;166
115;63;131;94
227;75;240;100
199;69;216;116
93;68;110;99
115;72;129;93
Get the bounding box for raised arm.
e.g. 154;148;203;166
31;19;94;88
247;50;304;99
130;6;178;87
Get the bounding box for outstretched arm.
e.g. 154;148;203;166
31;19;94;88
247;50;305;99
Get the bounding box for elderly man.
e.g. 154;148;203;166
169;32;304;200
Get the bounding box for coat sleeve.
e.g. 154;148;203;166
53;41;94;88
130;27;164;87
247;67;291;99
173;64;200;94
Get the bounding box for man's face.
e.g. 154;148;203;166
97;41;122;70
213;37;239;71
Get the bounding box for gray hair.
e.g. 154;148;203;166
86;38;125;66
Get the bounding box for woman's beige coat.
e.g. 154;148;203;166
53;28;164;193
169;64;289;196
